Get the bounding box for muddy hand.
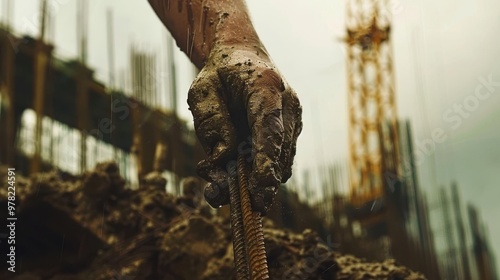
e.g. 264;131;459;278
189;45;302;215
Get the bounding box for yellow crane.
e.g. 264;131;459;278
345;0;401;223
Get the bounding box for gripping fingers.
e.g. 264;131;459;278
197;159;232;208
188;71;236;164
246;69;285;214
278;88;303;183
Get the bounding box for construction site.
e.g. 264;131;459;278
1;0;499;279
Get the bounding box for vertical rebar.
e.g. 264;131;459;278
107;9;116;90
229;164;250;280
230;152;270;279
39;0;47;41
236;155;269;280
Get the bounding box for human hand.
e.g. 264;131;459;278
188;44;302;214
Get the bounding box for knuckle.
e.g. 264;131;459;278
255;68;284;92
195;107;220;128
295;118;303;136
287;89;301;108
254;153;281;183
196;160;212;181
283;89;303;137
188;69;217;103
187;82;201;107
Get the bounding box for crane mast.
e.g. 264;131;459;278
345;0;400;208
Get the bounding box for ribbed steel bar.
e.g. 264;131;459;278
229;164;250;280
237;155;270;280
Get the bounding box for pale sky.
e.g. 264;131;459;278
5;0;500;271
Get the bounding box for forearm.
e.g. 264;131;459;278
148;0;263;69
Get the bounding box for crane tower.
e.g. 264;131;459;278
345;0;400;210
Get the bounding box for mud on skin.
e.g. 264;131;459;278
148;0;303;214
189;44;303;214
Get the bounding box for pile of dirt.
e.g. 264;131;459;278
0;162;426;279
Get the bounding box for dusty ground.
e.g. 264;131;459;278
0;162;426;279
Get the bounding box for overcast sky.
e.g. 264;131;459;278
6;0;500;270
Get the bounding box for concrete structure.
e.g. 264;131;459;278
0;28;204;187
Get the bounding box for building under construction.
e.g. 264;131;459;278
0;13;204;192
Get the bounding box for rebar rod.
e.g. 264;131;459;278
237;155;269;279
229;163;250;280
230;154;270;280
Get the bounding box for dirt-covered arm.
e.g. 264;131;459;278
148;0;264;69
148;0;302;215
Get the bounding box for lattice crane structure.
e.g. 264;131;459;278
345;0;400;212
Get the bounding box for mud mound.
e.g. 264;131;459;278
0;163;426;279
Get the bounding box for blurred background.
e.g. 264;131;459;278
0;0;499;279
